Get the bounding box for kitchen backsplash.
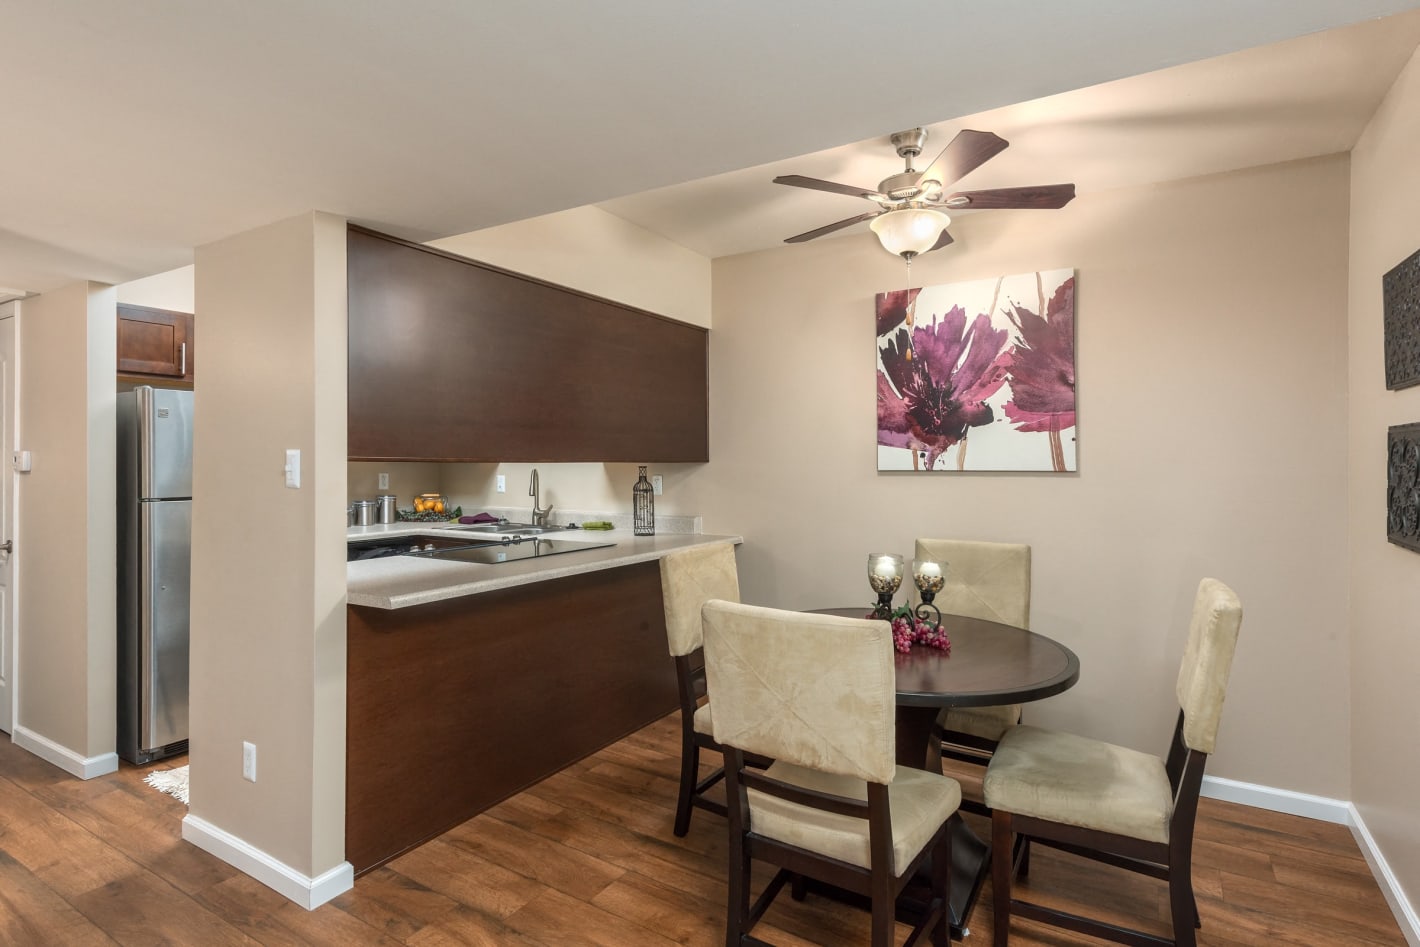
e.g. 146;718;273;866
347;461;700;529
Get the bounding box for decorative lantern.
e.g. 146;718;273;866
633;466;655;536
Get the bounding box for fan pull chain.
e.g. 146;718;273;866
904;257;915;361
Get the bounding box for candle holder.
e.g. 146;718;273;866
867;553;903;619
912;558;947;628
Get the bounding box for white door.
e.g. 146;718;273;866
0;302;15;733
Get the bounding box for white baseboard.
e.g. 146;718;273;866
1201;774;1351;824
1349;803;1420;947
1202;775;1418;945
12;726;118;779
181;814;353;910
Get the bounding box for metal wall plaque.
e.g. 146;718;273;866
1384;248;1420;390
1388;423;1420;553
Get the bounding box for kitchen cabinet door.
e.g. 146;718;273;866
347;226;708;463
117;304;194;381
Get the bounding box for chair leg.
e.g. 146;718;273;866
726;831;750;947
674;736;698;837
931;819;954;947
1168;848;1197;947
870;876;894;947
1017;836;1031;879
991;810;1014;947
790;873;807;902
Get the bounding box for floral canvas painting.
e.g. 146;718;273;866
876;269;1076;472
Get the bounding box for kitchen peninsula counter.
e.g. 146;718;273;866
344;525;742;875
346;527;742;608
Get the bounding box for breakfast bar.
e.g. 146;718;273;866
344;526;740;874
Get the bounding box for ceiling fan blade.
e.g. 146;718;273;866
773;174;885;201
784;211;883;243
915;129;1009;190
925;229;954;253
944;183;1076;210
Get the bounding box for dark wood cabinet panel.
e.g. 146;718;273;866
347;226;708;462
117;304;193;381
345;562;678;874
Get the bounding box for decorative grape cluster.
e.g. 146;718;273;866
889;615;951;655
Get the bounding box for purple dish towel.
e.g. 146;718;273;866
459;513;498;524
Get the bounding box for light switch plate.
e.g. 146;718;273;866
12;450;31;473
652;475;663;496
284;449;300;489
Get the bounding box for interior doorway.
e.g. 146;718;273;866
0;301;17;734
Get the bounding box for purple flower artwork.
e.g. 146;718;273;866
875;269;1077;472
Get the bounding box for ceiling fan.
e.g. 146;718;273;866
774;127;1075;259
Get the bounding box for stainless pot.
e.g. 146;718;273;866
376;494;397;524
352;499;376;526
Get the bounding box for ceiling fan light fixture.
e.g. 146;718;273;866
870;207;950;259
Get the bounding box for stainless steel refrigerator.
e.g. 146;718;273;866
117;386;192;764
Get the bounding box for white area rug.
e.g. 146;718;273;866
144;764;190;805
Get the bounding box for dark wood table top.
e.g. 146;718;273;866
811;608;1080;709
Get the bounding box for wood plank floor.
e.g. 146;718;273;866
0;715;1404;946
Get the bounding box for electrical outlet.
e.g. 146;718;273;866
284;449;300;489
652;474;663;496
242;741;257;782
377;472;389;490
496;474;506;493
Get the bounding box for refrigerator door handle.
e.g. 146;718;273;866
139;504;155;745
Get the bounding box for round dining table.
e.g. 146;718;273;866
813;608;1079;768
810;607;1081;935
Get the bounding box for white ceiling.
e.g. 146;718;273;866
599;11;1420;258
4;1;1420;293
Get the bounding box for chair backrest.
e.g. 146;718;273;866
659;542;740;657
914;538;1031;629
1175;578;1243;754
702;601;896;785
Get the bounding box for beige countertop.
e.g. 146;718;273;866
346;525;741;609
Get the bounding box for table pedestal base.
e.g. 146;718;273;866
801;819;987;940
900;705;990;937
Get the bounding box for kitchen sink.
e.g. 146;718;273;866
439;522;566;535
427;538;613;565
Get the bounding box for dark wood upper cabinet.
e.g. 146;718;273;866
347;226;708;463
117;304;194;382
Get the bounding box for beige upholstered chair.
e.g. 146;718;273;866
659;542;742;837
702;600;963;947
984;578;1243;947
915;539;1032;761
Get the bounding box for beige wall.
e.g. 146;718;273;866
16;282;117;759
429;205;712;328
116;264;195;312
408;158;1354;798
189;212;348;878
1349;43;1420;911
700;155;1352;796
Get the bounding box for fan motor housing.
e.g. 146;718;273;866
880;171;926;202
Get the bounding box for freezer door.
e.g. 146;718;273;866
139;387;193;499
141;499;190;752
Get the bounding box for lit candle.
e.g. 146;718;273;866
872;556;899;579
916;561;942;580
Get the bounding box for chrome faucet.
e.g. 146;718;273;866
529;468;553;526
